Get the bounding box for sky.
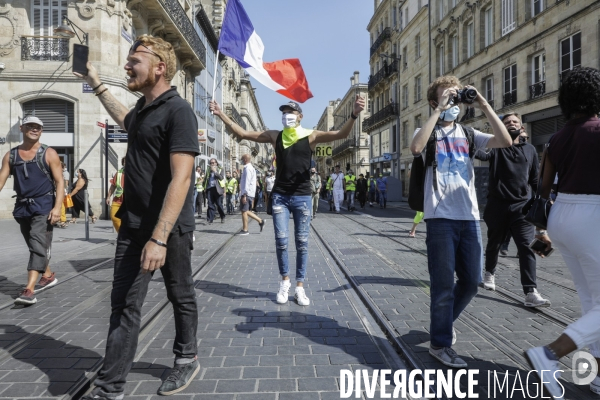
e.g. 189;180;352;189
240;0;373;130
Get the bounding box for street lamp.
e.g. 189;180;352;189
54;16;89;45
379;53;402;181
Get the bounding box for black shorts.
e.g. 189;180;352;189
240;196;254;212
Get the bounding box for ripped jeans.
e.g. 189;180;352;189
271;193;311;282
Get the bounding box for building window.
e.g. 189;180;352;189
402;47;408;69
381;130;390;154
503;64;517;107
485;76;494;106
402;121;409;148
484;7;493;47
415;75;422;101
393;6;397;27
399;8;403;30
449;0;456;9
438;0;444;21
31;0;67;36
451;35;458;68
438;44;444;76
414;115;422;131
502;0;515;36
532;0;543;16
466;22;475;58
405;7;408;27
392;124;397;152
531;54;546;99
560;32;581;77
372;133;380;157
402;85;409;109
415;34;421;59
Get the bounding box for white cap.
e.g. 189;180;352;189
22;116;44;127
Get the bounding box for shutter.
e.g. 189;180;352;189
23;99;74;132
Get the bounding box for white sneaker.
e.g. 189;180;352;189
452;327;457;345
429;347;467;368
525;347;563;399
591;376;600;395
294;286;310;306
524;289;551;307
276;280;291;304
483;272;495;291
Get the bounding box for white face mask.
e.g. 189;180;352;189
439;105;460;122
282;113;298;128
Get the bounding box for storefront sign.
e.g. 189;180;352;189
197;129;207;142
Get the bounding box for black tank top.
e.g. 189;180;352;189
272;131;312;196
12;149;54;217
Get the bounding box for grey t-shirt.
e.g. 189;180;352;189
413;124;492;221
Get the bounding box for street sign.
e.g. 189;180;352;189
107;124;127;143
315;145;332;157
198;129;207;142
83;83;94;93
97;121;106;128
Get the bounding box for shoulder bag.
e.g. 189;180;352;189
523;144;552;229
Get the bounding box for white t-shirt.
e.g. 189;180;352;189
413;124;492;221
330;172;345;190
241;163;256;196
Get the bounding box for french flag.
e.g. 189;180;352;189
217;0;313;103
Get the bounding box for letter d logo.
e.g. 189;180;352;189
572;350;598;385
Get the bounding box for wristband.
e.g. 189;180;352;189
91;83;103;91
149;237;168;248
536;229;547;235
95;88;108;96
350;112;358;120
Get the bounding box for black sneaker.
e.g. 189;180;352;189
259;219;265;232
14;289;37;305
157;359;200;396
221;217;225;224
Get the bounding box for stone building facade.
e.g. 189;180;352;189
330;71;370;177
315;100;337;176
0;0;207;219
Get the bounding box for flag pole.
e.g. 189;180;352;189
211;50;220;103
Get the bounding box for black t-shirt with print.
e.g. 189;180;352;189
117;87;199;233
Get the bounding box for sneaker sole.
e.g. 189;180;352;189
523;349;563;399
428;349;467;368
524;301;551;307
157;362;201;396
14;297;37;305
34;278;58;294
483;284;495;291
276;297;289;304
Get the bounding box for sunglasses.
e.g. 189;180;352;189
129;41;163;61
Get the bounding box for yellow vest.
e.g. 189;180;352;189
345;174;356;191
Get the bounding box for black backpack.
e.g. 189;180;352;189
8;144;54;186
408;125;475;212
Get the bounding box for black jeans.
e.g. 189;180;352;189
206;186;225;222
226;193;234;214
195;191;203;216
483;198;537;294
93;225;198;395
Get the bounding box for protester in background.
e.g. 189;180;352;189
408;211;424;238
70;169;97;224
225;170;237;215
232;170;240;208
61;162;70;189
356;173;368;209
0;115;64;305
330;164;345;214
195;167;204;218
525;67;600;398
237;154;265;235
203;158;226;224
367;173;377;207
376;173;388;209
344;169;356;211
106;157;125;232
253;173;263;212
309;167;321;219
410;75;511;368
265;171;275;206
210;96;365;307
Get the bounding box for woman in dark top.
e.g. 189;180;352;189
70;169;96;223
210;97;365;307
525;67;600;397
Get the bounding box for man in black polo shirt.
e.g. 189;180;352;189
75;35;199;398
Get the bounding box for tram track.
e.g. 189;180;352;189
312;212;593;399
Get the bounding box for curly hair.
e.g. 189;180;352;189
558;67;600;120
135;34;177;82
427;75;462;103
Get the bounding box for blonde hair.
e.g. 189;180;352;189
427;75;462;103
501;112;521;123
136;34;177;82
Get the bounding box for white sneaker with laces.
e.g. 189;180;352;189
525;347;563;399
452;327;457;345
524;289;551;307
276;280;291;304
591;376;600;395
294;286;310;306
483;272;495;291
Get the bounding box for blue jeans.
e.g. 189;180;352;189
425;218;483;348
378;190;387;207
272;193;311;282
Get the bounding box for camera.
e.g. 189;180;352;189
450;88;477;104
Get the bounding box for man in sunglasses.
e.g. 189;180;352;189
74;35;200;398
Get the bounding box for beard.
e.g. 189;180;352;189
127;70;156;92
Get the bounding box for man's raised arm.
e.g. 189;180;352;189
210;101;277;145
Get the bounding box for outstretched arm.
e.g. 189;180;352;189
0;152;10;192
210;101;278;145
311;95;366;146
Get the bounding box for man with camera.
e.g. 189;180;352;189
476;113;550;307
410;76;511;368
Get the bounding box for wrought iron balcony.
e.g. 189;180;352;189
362;102;398;132
370;27;391;56
21;36;69;61
529;81;546;99
368;59;398;91
332;138;355;157
225;103;247;130
503;91;517;108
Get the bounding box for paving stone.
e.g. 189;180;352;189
214;379;257;393
257;378;297;392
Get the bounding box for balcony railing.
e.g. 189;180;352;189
368;59;398;91
529;81;546;99
332;139;354;157
225;103;247;130
363;102;398;132
157;0;206;67
503;91;517;108
21;36;69;61
370;27;391;56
